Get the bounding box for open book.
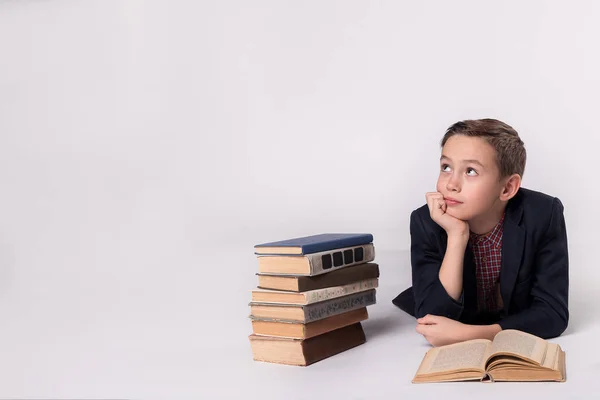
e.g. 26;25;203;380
412;329;566;383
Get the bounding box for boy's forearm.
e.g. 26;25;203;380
438;234;468;301
464;323;502;341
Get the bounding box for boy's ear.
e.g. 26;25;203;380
500;173;521;201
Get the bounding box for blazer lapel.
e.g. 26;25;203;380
500;195;526;313
462;243;478;320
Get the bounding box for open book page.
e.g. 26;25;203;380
487;329;548;365
416;339;491;376
541;343;560;370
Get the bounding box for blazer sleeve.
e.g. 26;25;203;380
410;209;464;320
498;197;569;338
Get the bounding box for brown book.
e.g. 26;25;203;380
249;322;366;366
412;330;566;383
256;262;379;292
251;307;368;339
250;289;376;323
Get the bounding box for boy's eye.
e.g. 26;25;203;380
466;168;478;176
441;164;451;172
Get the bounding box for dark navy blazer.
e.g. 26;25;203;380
393;188;569;339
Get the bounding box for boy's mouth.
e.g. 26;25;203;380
444;197;463;205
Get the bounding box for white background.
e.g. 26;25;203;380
1;0;599;398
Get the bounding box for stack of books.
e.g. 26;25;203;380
248;233;379;366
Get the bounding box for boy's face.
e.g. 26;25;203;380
436;135;505;222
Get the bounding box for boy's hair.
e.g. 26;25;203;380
441;118;526;178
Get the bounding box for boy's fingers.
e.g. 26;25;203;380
418;314;438;324
439;200;447;213
426;193;449;225
427;197;437;216
426;192;443;203
428;196;444;215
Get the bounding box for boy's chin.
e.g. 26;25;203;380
446;208;469;221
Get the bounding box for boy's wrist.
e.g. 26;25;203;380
447;231;469;245
464;323;502;341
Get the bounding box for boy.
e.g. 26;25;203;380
392;119;568;347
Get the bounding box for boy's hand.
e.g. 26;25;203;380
416;315;468;347
426;192;469;238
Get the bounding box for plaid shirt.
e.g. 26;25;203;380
469;212;505;313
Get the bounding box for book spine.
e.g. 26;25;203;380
307;244;375;276
300;234;373;254
302;279;379;304
303;289;376;322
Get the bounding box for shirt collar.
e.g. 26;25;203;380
469;212;505;249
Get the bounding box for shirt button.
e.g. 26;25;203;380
483;257;487;262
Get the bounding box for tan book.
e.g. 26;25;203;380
257;244;375;276
249;322;366;366
251;278;378;305
250;289;376;323
257;262;379;292
412;329;566;383
251;307;368;339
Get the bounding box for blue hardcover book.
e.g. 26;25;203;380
254;233;373;255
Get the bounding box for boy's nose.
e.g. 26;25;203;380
446;176;460;192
